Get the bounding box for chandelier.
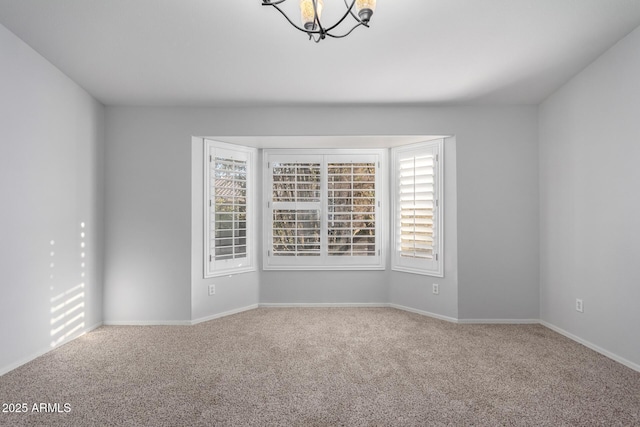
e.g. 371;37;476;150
262;0;377;43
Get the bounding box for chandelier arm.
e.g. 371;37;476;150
343;0;364;24
267;2;318;35
261;0;287;6
324;0;359;32
263;0;372;41
325;21;365;39
312;0;326;37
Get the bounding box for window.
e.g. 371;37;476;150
264;150;385;270
391;140;443;277
204;140;256;277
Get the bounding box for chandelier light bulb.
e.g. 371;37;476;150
300;0;324;31
355;0;376;23
262;0;375;43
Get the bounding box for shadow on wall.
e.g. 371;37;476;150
48;222;87;348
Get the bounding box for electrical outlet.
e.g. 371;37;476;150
208;284;216;296
575;298;583;313
433;284;439;295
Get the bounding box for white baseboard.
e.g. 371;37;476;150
457;318;540;324
391;306;638;372
539;320;640;373
259;302;390;308
390;304;538;325
389;303;459;323
191;304;259;325
0;321;103;377
103;320;192;326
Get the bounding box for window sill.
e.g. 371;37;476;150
263;265;386;271
391;265;444;277
204;266;256;279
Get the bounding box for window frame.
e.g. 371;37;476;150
204;139;257;278
391;139;444;277
263;149;386;271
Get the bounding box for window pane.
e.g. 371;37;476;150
327;163;376;257
272;209;321;256
272;163;321;202
212;157;248;261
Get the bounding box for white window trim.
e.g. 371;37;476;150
204;139;257;278
391;139;444;277
263;148;387;271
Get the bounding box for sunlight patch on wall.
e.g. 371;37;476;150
49;222;87;348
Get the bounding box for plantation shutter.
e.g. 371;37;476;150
264;151;383;270
204;140;255;278
211;156;247;261
399;155;435;259
270;158;322;258
327;162;376;257
392;140;443;277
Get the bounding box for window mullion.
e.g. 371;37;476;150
412;156;417;257
321;155;328;263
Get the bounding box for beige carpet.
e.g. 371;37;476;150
1;308;639;426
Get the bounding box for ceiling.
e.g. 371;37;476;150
1;0;639;107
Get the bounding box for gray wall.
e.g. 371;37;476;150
190;138;260;322
0;24;104;374
539;26;640;366
104;106;539;323
389;137;459;319
455;110;539;320
380;108;539;321
104;109;193;323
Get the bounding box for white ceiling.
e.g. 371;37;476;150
1;0;639;107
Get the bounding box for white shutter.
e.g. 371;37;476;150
264;150;384;270
211;157;247;261
327;162;376;257
399;155;435;259
270;160;322;258
392;140;443;277
204;140;256;278
272;209;321;256
272;162;321;203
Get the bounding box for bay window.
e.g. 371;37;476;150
264;150;385;270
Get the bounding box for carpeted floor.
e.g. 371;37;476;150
1;308;639;426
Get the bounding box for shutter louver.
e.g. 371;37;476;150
271;162;321;257
398;155;435;260
272;163;321;202
272;209;321;256
212;157;247;261
328;163;376;257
